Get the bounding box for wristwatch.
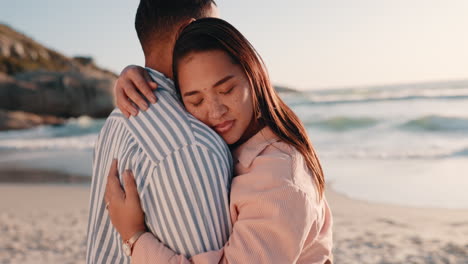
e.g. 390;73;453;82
123;231;146;256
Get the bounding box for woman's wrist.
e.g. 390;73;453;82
130;231;147;251
122;226;147;242
123;230;147;257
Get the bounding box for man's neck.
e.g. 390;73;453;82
144;45;173;80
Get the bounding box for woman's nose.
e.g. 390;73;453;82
208;99;228;120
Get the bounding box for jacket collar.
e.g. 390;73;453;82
233;126;280;168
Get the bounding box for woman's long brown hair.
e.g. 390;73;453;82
172;18;325;198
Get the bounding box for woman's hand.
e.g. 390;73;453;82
105;160;147;241
114;65;158;118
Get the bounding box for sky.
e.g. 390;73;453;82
1;0;467;90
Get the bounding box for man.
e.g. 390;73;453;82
86;1;232;263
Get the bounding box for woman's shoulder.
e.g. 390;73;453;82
256;140;297;169
264;141;314;180
241;140;315;193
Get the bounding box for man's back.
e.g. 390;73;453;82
86;69;232;263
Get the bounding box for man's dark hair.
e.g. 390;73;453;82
135;0;215;51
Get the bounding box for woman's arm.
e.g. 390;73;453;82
131;185;315;264
114;65;158;118
106;159;319;264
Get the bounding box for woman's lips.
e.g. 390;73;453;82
214;120;234;134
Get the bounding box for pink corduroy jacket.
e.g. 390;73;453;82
132;127;333;264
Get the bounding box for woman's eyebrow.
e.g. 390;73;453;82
213;75;234;88
183;75;234;97
183;90;200;97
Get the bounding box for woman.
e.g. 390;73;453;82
105;18;333;263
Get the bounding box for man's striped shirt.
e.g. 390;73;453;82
86;68;233;264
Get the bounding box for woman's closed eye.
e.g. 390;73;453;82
190;98;204;107
221;86;235;95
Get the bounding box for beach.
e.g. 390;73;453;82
1;171;468;264
2;0;468;262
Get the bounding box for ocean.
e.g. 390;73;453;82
1;80;467;209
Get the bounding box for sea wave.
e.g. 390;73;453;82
285;81;468;106
303;94;468;105
451;147;468;157
0;134;97;150
0;116;105;140
401;115;468;132
306;116;378;131
321;146;468;160
0;116;105;150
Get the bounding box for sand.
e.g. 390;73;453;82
329;188;468;263
0;184;88;264
1;177;468;263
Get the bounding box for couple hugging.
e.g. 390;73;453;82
86;0;333;263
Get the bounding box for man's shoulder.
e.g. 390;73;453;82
109;93;230;164
185;113;231;159
95;108;131;141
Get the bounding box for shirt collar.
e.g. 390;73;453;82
233;126;280;168
145;67;177;97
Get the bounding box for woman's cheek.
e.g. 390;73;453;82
185;105;199;118
190;108;202;119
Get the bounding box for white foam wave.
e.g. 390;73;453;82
0;134;97;150
287;80;468;105
0;116;105;150
320;146;468;160
303;87;468;105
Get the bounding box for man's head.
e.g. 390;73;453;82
135;0;218;56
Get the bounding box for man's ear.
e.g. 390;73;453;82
210;2;220;18
176;18;196;39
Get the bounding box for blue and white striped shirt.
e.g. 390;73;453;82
86;68;233;264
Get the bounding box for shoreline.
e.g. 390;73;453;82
2;149;468;210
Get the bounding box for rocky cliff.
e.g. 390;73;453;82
0;24;117;130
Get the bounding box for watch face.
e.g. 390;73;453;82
123;243;131;256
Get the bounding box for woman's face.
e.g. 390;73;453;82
177;50;256;145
